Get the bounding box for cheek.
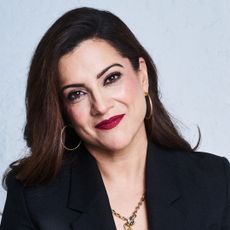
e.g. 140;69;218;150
116;75;143;103
119;75;146;119
65;106;88;127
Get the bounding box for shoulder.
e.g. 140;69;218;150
166;147;230;179
152;142;230;197
4;170;24;193
1;171;35;229
2;156;74;209
152;142;230;174
168;148;230;202
173;148;230;176
4;151;77;190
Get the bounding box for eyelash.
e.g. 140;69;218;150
103;71;122;86
66;90;86;103
66;71;122;103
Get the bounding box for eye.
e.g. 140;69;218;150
104;72;122;86
66;90;86;103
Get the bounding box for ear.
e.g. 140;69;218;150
138;57;149;93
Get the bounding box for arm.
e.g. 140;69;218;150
0;173;35;230
222;157;230;230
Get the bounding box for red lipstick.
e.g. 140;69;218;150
95;114;125;130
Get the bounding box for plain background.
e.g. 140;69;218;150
0;0;230;217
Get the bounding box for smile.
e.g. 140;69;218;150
95;114;125;130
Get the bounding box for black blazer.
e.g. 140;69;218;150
1;142;230;230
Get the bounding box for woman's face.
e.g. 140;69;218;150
59;39;148;152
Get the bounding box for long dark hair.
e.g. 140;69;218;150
6;7;199;186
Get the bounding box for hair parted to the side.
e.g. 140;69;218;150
6;7;200;186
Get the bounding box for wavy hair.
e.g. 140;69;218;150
6;7;199;186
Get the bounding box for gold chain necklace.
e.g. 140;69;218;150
112;193;145;230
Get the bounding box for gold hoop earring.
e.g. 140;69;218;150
61;125;82;151
144;92;153;120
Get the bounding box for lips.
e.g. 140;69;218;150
95;114;125;130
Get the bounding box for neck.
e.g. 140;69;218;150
84;127;148;193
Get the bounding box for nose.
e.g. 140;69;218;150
90;90;113;116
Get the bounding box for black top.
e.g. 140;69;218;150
1;142;230;230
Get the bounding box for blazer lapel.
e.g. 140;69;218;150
146;142;187;230
67;145;116;230
67;142;187;230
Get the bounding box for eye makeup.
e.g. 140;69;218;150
61;63;124;104
103;71;122;86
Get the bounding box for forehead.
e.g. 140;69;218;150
58;39;130;84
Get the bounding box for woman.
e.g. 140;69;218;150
1;7;229;230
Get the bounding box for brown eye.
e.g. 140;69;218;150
67;90;86;102
104;72;122;86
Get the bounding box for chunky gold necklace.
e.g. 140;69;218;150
112;193;145;230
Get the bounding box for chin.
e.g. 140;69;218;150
99;134;133;152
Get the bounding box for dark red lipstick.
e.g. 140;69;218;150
95;114;125;130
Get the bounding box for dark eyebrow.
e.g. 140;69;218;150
61;83;85;93
96;63;123;79
61;63;123;93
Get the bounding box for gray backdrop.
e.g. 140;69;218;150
1;0;230;216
